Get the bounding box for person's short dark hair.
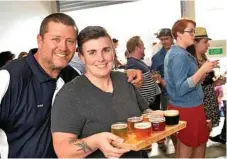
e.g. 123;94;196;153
156;28;172;38
126;36;141;53
77;26;112;55
112;38;119;43
18;52;28;58
39;13;78;38
0;51;15;67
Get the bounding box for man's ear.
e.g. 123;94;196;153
37;34;43;47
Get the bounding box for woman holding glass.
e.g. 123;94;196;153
164;19;218;158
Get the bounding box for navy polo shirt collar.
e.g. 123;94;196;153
26;48;54;83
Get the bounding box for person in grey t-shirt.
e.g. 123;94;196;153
51;26;162;158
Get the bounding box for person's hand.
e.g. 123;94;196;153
218;97;222;104
95;132;130;158
206;120;212;132
125;69;144;88
152;74;162;83
200;60;219;73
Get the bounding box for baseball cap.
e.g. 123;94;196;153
155;28;172;38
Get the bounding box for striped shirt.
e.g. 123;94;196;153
125;57;157;104
138;71;157;104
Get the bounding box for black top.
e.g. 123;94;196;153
202;71;215;86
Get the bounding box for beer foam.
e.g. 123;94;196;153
111;123;127;129
128;116;143;122
134;122;151;129
164;110;179;116
149;117;165;123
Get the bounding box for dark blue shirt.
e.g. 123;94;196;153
151;48;168;95
151;48;167;78
125;57;150;73
0;50;79;157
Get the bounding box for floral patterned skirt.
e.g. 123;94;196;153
203;84;220;127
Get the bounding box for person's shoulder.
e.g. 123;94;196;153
55;75;84;99
125;58;139;67
1;58;31;80
168;46;186;58
60;65;80;83
153;48;165;58
111;71;128;83
111;71;126;77
62;75;87;91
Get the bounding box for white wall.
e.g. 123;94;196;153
67;0;181;65
0;1;56;56
195;0;227;100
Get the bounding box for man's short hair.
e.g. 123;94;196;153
39;13;78;38
126;36;141;53
77;26;112;54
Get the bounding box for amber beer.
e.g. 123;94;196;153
127;117;143;133
142;112;163;122
142;113;153;122
134;122;151;139
111;122;128;139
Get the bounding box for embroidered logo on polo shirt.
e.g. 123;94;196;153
37;104;44;107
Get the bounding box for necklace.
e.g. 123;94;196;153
197;58;205;62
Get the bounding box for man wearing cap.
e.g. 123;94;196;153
151;28;174;111
151;28;174;151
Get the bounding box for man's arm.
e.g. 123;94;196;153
52;132;129;158
124;69;144;88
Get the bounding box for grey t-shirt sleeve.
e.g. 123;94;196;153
131;84;149;112
51;84;86;135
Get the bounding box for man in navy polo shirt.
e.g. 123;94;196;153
0;13;79;158
0;13;144;158
151;28;174;111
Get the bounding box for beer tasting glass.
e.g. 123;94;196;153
111;122;128;139
134;122;152;139
127;116;143;133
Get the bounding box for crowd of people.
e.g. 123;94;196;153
0;12;226;158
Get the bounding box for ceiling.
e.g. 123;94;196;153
57;1;138;12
